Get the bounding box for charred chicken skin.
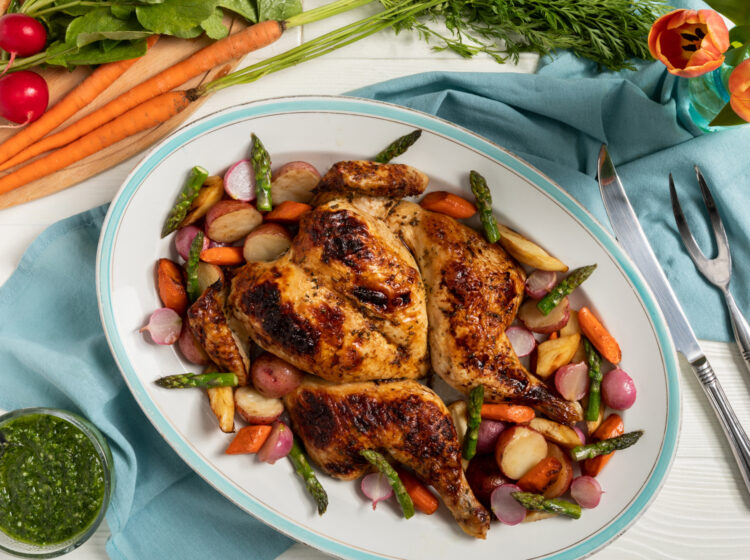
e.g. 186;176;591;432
227;186;429;382
387;201;583;425
284;377;491;539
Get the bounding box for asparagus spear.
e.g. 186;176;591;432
250;133;272;212
161;166;209;238
186;231;204;302
374;129;422;163
570;430;644;461
463;385;484;460
512;492;581;519
584;339;603;422
469;170;500;243
360;449;415;519
289;439;328;515
155;372;238;388
537;264;597;315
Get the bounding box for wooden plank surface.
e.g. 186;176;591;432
0;20;245;210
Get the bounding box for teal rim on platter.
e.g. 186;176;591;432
96;95;680;560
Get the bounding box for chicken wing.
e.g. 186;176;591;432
387;201;583;425
284;377;491;538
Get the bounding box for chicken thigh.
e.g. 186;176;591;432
284;377;491;539
386;201;583;425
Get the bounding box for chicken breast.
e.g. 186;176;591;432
284;377;491;539
227;198;429;382
387;201;583;425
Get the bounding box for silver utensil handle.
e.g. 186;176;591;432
723;290;750;375
693;357;750;494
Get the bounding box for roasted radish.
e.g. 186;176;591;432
490;484;526;525
174;225;209;261
177;324;210;365
270;161;321;204
205;200;263;243
235;386;284;424
243;223;292;262
525;270;557;299
476;420;505;455
602;368;637;410
554;361;589;401
224;159;255;202
505;326;536;357
571;476;603;508
494;425;548;480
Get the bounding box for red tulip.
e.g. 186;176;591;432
648;9;730;78
728;59;750;123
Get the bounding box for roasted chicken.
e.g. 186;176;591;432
386;201;583;425
284;377;491;539
227;166;430;382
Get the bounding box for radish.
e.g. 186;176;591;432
257;421;294;464
0;70;48;124
570;476;603;508
554;361;589;401
224;159;256;202
602;368;637;410
361;473;393;510
174;225;209;260
140;308;182;345
573;426;586;445
476;419;505;455
525;270;557;299
0;14;46;75
505;326;536;357
490;484;526;525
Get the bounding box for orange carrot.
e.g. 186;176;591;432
157;258;188;315
225;425;272;454
395;468;439;515
0;36;159;169
0;90;193;196
582;413;624;476
3;20;283;170
549;331;559;340
481;403;535;423
517;456;562;493
264;200;312;223
578;306;621;364
420;191;477;218
200;246;245;266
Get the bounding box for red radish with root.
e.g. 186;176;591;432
0;14;47;76
0;70;48;125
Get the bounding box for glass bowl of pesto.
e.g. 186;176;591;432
0;408;114;558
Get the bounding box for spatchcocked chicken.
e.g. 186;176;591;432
284;377;491;539
188;160;582;538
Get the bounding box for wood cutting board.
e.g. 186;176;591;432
0;18;246;210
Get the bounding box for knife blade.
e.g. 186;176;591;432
597;145;750;495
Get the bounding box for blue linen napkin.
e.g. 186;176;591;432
0;206;293;560
1;0;749;557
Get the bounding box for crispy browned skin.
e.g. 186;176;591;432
284;378;490;539
187;282;249;385
227;199;429;382
312;160;429;204
387;201;583;425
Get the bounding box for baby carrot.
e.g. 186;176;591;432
200;246;245;266
481;403;535;423
157;258;188;315
517;456;562;493
582;413;624;476
420;191;478;218
2;20;284;170
578;306;621;364
0;36;159;169
225;425;272;454
0;90;194;196
264;200;312;223
394;467;440;515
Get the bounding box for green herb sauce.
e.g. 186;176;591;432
0;413;105;545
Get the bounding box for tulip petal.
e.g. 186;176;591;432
729;59;750;122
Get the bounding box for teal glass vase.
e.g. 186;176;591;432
685;64;734;133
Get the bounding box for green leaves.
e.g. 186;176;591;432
66;9;151;47
46;38;148;68
703;0;750;25
201;8;230;40
218;0;257;22
259;0;302;22
135;0;219;37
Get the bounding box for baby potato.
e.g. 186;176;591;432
251;352;304;398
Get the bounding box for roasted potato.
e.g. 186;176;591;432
536;333;581;378
497;223;568;272
208;386;235;433
181;175;224;228
529;417;582;449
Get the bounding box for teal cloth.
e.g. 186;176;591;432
0;206;293;559
1;0;749;557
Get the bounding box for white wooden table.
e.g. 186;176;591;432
2;3;750;558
